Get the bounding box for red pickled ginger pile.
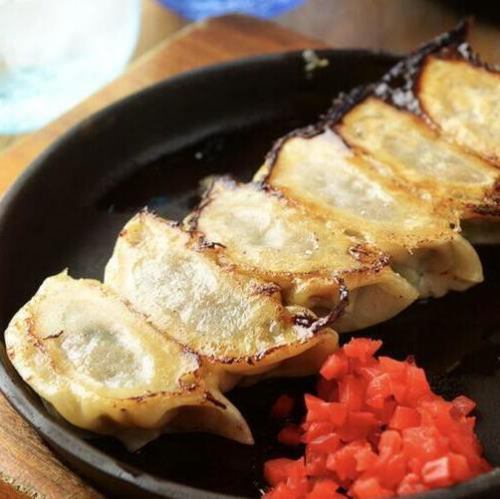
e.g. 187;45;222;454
263;338;491;498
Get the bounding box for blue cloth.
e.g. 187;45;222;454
158;0;304;20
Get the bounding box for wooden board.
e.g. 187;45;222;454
0;15;326;498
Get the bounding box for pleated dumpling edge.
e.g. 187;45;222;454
4;271;253;445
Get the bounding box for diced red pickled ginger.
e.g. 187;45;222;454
263;338;491;498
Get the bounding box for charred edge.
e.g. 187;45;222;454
198;239;227;250
253;345;286;362
212;353;245;366
126;388;189;402
311;280;350;332
205;342;293;366
293;313;316;328
250;282;282;297
261;124;326;180
207;354;238;366
187;227;226;254
470;181;500;217
127;391;153;403
204;392;227;410
427;32;500;74
25;318;47;353
339;266;382;279
324;19;471;125
348;244;390;268
44;330;64;340
324;84;372;126
258;181;282;195
127;391;155;403
470;203;500;218
183;210;201;232
377;18;470;113
168;220;182;228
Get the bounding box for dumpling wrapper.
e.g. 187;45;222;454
188;178;417;332
4;272;253;445
104;212;339;377
337;97;499;219
418;55;500;167
416;55;500;242
256;129;483;298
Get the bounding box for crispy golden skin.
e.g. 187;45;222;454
189;178;418;332
105;212;339;376
256;129;483;298
5;272;253;444
418;56;500;166
337;97;499;220
415;56;500;242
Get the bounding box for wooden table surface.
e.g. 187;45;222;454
0;14;326;499
0;2;499;498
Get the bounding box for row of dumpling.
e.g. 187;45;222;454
5;212;348;448
323;19;500;245
250;19;500;302
5;22;499;448
9;186;427;448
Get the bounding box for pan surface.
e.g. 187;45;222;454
0;49;499;498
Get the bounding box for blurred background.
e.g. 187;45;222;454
1;0;500;152
135;0;500;60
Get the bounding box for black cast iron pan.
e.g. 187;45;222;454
0;49;499;498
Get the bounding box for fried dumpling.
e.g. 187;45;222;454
256;129;483;298
188;178;417;332
331;21;500;244
415;55;500;243
104;212;339;376
335;96;500;244
4;271;252;444
418;55;500;166
336;97;499;217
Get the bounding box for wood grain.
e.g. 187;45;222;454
0;399;102;499
0;15;325;498
133;0;186;60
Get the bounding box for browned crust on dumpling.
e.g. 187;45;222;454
188;176;391;281
106;211;342;371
